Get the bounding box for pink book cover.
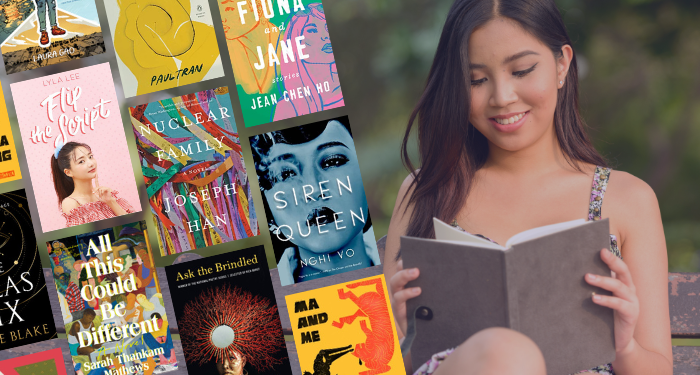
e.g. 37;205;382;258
0;348;67;375
10;62;141;233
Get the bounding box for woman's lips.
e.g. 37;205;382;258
89;168;96;173
489;111;529;133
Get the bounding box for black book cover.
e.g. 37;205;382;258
0;189;57;349
165;245;292;375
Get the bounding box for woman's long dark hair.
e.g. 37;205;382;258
402;0;607;239
51;141;91;208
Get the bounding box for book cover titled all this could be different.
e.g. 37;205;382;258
47;221;178;375
285;275;404;375
0;189;57;350
218;0;344;127
250;116;379;286
0;0;105;74
103;0;225;98
129;86;259;256
10;63;141;233
165;245;292;375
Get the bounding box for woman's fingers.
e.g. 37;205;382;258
599;249;635;291
389;265;419;294
591;294;637;318
585;273;634;301
393;286;422;306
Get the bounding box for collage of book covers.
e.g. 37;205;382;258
0;0;696;374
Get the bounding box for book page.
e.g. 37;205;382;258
505;219;588;248
433;218;505;250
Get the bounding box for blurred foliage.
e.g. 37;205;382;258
326;0;700;272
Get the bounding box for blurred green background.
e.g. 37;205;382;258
327;0;700;272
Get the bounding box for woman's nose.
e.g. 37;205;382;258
489;78;519;108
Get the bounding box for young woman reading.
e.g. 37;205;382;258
384;0;672;374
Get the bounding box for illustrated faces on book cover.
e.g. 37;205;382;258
256;120;369;255
467;17;573;153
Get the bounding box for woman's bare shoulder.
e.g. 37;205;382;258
61;197;80;214
605;170;660;229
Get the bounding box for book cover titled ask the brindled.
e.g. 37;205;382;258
165;245;292;375
0;189;57;350
129;87;259;256
218;0;343;127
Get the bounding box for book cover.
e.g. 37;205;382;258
103;0;225;98
165;245;292;375
0;348;67;375
218;0;343;127
10;63;141;232
0;189;57;350
46;221;179;375
250;116;379;286
129;86;259;256
0;81;21;183
0;0;105;74
285;275;404;375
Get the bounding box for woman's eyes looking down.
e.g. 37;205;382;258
470;63;538;87
269;153;349;186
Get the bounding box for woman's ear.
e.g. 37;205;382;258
557;45;574;87
63;168;72;178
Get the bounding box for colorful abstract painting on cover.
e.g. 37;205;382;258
103;0;225;98
218;0;343;127
47;221;178;375
285;275;404;375
164;245;293;375
130;87;259;256
0;0;105;74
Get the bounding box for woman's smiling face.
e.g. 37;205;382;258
467;17;572;152
263;121;368;254
64;146;97;180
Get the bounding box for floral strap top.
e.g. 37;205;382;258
414;166;619;375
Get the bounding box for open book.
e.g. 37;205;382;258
401;218;615;375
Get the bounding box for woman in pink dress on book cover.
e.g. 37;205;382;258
273;3;344;122
51;141;135;227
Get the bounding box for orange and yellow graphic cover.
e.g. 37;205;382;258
103;0;225;98
285;275;404;375
0;82;20;183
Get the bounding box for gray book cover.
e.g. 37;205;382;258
401;219;615;375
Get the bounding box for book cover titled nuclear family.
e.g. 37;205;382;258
250;116;380;286
165;245;293;375
46;221;178;375
218;0;344;127
129;86;259;256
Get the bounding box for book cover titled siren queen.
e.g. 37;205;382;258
218;0;343;127
10;63;141;233
0;0;105;74
130;87;259;256
250;116;379;286
47;221;178;375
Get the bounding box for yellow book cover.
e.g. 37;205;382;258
103;0;225;98
285;275;404;375
0;82;21;183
